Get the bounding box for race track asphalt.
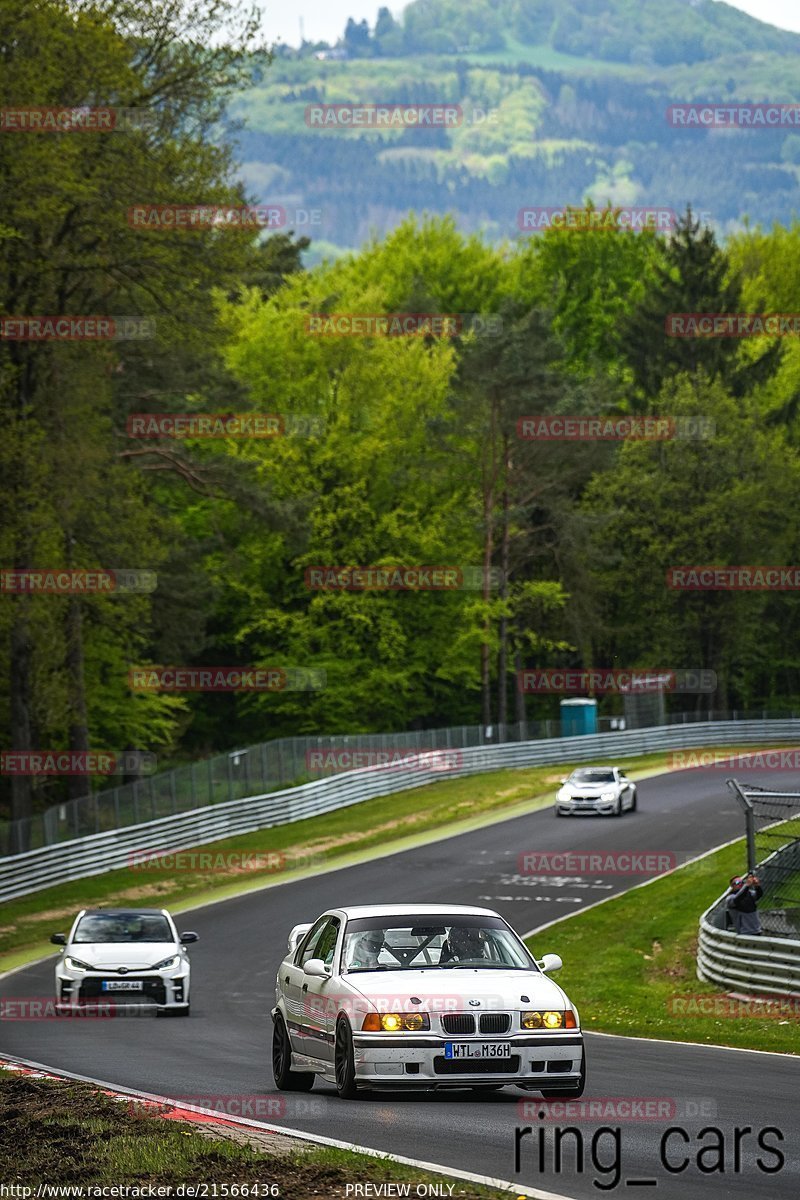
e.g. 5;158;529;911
3;764;799;1199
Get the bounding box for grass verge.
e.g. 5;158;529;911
525;838;800;1055
0;745;778;974
0;1072;517;1195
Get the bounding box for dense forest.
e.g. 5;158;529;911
2;0;800;831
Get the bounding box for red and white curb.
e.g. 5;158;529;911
0;1055;575;1200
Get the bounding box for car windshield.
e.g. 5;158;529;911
73;913;173;943
570;769;615;783
343;916;534;973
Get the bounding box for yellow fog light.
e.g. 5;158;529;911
522;1010;565;1029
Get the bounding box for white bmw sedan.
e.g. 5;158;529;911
272;903;585;1099
555;765;637;817
51;908;198;1015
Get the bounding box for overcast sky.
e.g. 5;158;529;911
258;1;800;47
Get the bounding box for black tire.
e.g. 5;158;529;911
272;1014;315;1092
555;808;565;818
334;1016;362;1099
613;797;622;817
629;789;637;812
540;1054;586;1099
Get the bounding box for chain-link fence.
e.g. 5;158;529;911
726;779;800;939
1;706;796;857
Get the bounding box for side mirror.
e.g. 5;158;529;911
303;958;329;979
50;933;67;945
559;778;567;785
538;953;563;974
179;932;199;944
288;923;313;953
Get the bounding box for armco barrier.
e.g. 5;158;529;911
2;718;800;903
697;914;800;998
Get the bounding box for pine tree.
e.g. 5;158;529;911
622;209;782;402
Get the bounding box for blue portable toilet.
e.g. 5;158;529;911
560;698;598;736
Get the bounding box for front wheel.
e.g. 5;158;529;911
540;1054;586;1099
629;790;637;812
613;797;622;817
272;1014;314;1092
334;1017;362;1099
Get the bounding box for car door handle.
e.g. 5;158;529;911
284;976;289;984
302;983;308;992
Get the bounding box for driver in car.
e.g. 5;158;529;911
440;926;488;963
347;929;385;969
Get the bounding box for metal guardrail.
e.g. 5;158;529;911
2;718;800;903
3;707;795;856
697;915;800;998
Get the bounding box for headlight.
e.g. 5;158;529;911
600;790;616;800
521;1010;577;1030
64;956;93;971
150;955;180;971
361;1012;430;1032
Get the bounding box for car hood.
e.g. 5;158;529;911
65;942;178;968
561;781;617;795
346;968;568;1011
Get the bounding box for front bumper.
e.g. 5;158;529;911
56;970;188;1011
556;798;617;815
351;1032;584;1088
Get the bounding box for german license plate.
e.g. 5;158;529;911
444;1042;511;1059
101;981;143;991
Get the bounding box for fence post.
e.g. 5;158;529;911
727;778;757;872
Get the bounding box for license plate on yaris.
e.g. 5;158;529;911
101;981;143;991
444;1042;511;1059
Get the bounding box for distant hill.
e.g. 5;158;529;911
333;0;800;66
227;1;800;254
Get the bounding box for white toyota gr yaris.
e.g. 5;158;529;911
272;903;585;1099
